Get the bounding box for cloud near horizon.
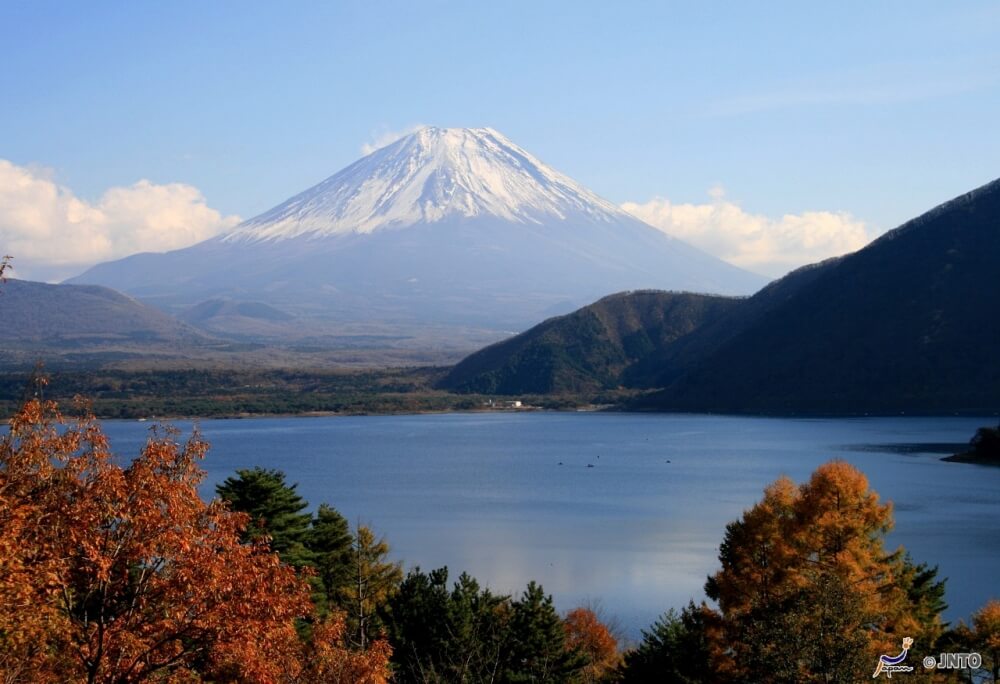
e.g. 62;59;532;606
0;160;240;281
621;188;874;278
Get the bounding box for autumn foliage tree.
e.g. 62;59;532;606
947;599;1000;682
703;460;945;683
563;607;619;682
0;395;391;683
971;600;1000;682
343;524;404;651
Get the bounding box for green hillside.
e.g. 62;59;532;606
438;290;740;394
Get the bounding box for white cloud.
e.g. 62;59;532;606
0;160;240;281
622;188;874;278
360;123;427;155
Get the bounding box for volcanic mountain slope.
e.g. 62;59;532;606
69;128;765;340
444;177;1000;414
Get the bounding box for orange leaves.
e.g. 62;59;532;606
710;461;896;616
563;607;620;682
297;613;393;684
705;460;932;681
795;461;893;575
973;600;1000;654
0;398;389;683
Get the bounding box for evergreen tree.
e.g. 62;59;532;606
448;571;513;682
309;503;354;611
388;567;457;682
893;553;948;656
215;467;314;566
507;581;583;683
216;469;362;626
387;566;514;683
620;603;712;683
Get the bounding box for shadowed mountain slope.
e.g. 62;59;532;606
640;177;1000;413
438;290;741;394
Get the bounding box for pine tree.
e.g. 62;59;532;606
620;603;712;683
309;503;354;611
507;581;583;683
449;571;513;682
216;467;314;566
387;566;515;683
387;567;455;682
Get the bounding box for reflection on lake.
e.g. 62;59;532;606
102;412;1000;639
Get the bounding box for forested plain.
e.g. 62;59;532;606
0;367;615;420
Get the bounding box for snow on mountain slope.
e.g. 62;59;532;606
222;127;631;241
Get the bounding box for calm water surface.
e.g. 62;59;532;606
102;412;1000;639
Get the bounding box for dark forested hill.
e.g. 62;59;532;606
444;177;1000;414
438;290;741;394
640;177;1000;413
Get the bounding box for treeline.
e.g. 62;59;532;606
2;397;998;682
0;368;609;419
215;467;620;682
229;462;1000;683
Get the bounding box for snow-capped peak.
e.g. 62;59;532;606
222;127;632;242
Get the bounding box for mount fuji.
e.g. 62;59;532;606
69;127;766;344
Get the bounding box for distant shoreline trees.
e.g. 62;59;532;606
946;422;1000;465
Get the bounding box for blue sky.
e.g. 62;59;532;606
2;1;999;279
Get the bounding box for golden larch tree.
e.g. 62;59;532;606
705;461;938;683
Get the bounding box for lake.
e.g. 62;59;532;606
100;412;1000;640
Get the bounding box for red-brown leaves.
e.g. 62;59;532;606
0;398;391;683
297;614;392;684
